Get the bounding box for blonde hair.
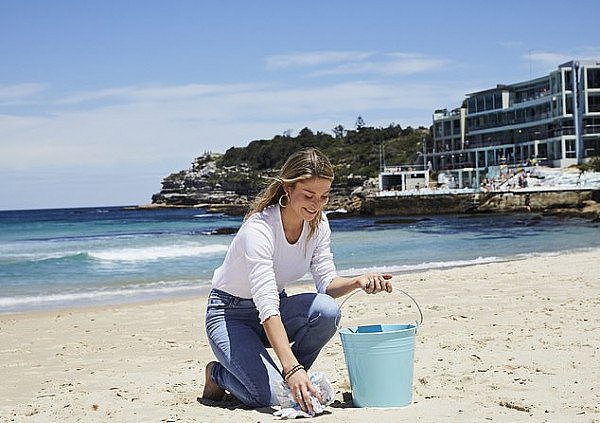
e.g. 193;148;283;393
246;147;334;240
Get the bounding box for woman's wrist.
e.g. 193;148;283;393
282;362;301;375
283;363;305;381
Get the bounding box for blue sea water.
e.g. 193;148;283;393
1;206;599;313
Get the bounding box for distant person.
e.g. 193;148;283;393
201;147;392;413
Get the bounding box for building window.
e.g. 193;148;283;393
583;117;600;135
476;96;484;112
452;122;461;135
468;98;476;114
443;121;451;136
537;143;548;159
587;68;600;89
588;93;600;113
565;94;573;115
494;93;502;109
565;139;576;158
584;137;600;157
564;70;573;91
484;94;494;111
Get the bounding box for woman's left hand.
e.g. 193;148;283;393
358;273;393;294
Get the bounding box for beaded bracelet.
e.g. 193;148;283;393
283;364;304;381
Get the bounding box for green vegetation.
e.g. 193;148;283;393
575;156;600;173
218;122;429;183
155;121;430;203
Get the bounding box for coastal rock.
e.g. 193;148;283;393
362;194;476;216
206;227;239;235
151;153;257;208
545;199;600;221
477;190;596;213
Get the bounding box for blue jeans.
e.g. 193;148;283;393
205;288;340;408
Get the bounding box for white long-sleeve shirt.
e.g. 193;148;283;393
211;204;338;323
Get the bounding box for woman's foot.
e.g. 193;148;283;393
202;361;226;401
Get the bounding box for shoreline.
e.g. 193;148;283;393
3;246;600;317
1;250;599;421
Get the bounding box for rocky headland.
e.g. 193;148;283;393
149;152;368;216
148;153;600;222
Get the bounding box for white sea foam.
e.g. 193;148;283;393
193;213;224;218
0;251;87;263
336;256;502;276
1;243;230;263
89;244;229;262
335;249;599;276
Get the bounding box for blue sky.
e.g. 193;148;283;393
1;0;599;210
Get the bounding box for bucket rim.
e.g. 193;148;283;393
338;323;418;335
336;288;423;330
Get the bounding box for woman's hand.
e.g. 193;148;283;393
285;367;322;414
357;273;393;294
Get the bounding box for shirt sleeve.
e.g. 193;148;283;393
310;216;338;294
242;219;281;323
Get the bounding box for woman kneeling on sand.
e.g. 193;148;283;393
202;147;392;413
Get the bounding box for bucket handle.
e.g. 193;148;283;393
336;288;424;331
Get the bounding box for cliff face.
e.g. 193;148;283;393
151;154;261;207
150;153;369;214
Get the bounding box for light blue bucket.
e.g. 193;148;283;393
338;289;423;408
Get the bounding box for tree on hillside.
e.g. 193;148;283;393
218;123;422;179
355;115;366;131
333;124;345;139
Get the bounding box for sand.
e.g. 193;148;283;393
1;250;599;422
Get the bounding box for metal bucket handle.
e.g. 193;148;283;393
336;288;424;332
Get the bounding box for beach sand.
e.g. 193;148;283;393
1;250;598;422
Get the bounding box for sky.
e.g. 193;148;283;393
1;0;599;210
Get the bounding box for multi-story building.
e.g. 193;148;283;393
426;60;600;188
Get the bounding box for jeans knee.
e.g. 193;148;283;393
310;294;340;329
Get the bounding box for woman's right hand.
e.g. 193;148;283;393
357;273;393;294
285;367;321;414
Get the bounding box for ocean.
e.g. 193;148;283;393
1;206;599;314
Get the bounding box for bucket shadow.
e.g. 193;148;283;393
329;392;354;409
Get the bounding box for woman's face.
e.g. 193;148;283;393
285;177;332;222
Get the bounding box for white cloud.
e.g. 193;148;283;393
58;83;259;105
525;49;600;72
0;83;47;104
527;52;572;68
0;79;466;172
266;51;373;69
311;53;450;77
266;51;451;78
